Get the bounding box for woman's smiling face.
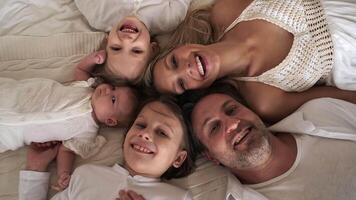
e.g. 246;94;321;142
153;44;220;94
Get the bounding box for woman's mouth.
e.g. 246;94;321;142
195;54;208;78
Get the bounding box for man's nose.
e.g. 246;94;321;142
225;118;240;135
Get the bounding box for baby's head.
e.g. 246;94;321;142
104;16;159;84
91;83;139;127
123;96;195;179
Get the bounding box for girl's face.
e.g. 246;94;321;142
153;44;220;94
91;84;137;127
106;16;155;82
123;101;187;178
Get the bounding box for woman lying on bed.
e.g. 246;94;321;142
145;0;356;123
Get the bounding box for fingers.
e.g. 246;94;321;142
117;190;145;200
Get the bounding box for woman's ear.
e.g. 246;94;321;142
172;150;187;168
105;118;118;127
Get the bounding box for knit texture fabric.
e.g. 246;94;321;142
221;0;334;92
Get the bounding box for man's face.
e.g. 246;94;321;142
191;94;272;170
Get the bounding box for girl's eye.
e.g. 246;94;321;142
112;96;116;104
156;129;168;138
132;49;143;54
171;55;178;69
110;46;121;51
210;121;220;135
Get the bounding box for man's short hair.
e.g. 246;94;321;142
179;81;247;155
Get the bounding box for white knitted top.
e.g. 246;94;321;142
220;0;334;92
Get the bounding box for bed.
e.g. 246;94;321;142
0;0;253;199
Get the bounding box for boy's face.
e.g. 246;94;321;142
106;16;154;82
123;101;187;178
91;84;137;126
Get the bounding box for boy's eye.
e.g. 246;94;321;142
110;46;121;51
132;48;143;54
112;96;116;104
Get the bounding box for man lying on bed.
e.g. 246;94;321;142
183;82;356;200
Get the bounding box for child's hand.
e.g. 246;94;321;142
52;172;71;191
116;190;145;200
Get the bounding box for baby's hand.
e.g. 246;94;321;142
52;172;71;191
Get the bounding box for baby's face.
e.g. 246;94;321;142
123;101;186;178
91;84;137;126
106;16;153;82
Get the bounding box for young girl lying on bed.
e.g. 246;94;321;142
74;0;192;85
19;96;195;200
0;77;139;191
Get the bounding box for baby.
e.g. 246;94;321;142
74;0;192;84
0;77;138;190
20;96;196;199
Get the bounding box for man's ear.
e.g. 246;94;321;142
203;151;220;165
150;41;160;58
105;118;118;127
172;150;187;168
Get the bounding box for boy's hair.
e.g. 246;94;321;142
179;82;247;155
128;95;197;180
143;7;214;88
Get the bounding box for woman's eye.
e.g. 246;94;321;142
132;49;143;54
111;96;116;104
210;122;220;135
178;79;185;92
110;46;121;51
171;55;178;68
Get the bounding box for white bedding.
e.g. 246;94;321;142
0;0;244;200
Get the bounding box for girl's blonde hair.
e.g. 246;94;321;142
142;7;214;88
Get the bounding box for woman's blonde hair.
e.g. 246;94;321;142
142;6;214;88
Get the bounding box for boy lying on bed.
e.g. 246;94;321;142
0;77;139;191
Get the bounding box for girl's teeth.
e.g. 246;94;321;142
195;56;205;76
133;144;151;153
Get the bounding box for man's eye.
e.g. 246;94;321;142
226;106;238;116
112;96;116;104
110;46;121;51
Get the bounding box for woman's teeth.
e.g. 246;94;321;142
195;56;205;76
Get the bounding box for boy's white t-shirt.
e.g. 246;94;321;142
0;77;105;158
